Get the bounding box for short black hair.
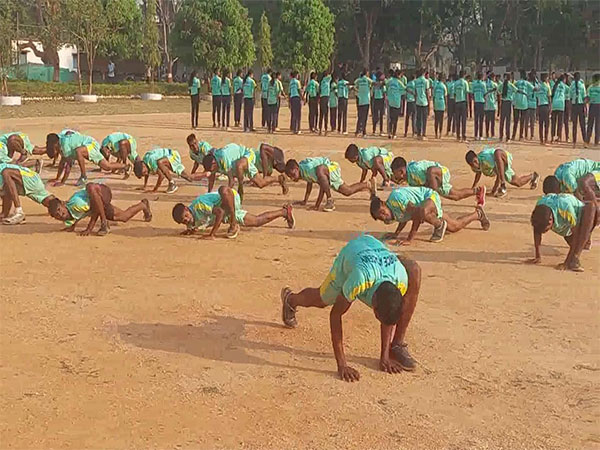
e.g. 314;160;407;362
47;197;62;216
133;160;145;178
172;203;187;223
344;144;359;159
531;204;552;234
373;281;404;325
391;156;407;171
543;175;560;194
46;133;59;158
285;159;299;173
202;154;216;171
186;133;196;145
465;150;477;165
369;196;384;220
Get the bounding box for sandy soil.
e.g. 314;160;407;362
1;105;598;450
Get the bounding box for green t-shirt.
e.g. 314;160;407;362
60;133;96;160
514;79;532;110
499;81;516;101
306;79;319;98
446;80;455;99
570;80;586;105
387;78;403;108
354;76;372;106
589;84;600;104
260;73;271;99
414;75;429;106
188;77;200;95
329;81;338;107
65;189;91;227
536;194;583;237
289;78;301;98
210;75;221;97
551;82;567;111
233;76;244;94
454;78;469;103
243;77;256;98
386;187;442;222
220;77;232;96
267;80;283;105
484;80;498;111
433;82;447;111
406;80;416;102
471;80;486;103
320;75;332;97
337;79;349;99
373;82;385;100
536;82;551;106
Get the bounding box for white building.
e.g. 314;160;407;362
13;40;78;72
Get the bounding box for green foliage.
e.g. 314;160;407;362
173;0;255;72
142;0;161;77
101;0;143;59
6;79;190;96
257;11;273;70
276;0;334;72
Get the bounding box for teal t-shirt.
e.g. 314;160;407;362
260;73;271;99
414;76;429;106
320;75;332;97
471;80;486;103
188;192;222;228
214;143;248;174
306;79;319;98
554;158;600;193
101;132;133;153
446;80;455;99
454;78;469;102
589;84;600;104
188;77;200;95
433;82;447;111
551;82;567;111
289;78;301;98
406;160;441;186
337;79;349;99
298;157;336;183
0;132;34;154
570;80;586;105
267;80;283;105
373;82;385;100
143;148;180;174
387;78;402;108
243;77;256;98
355;76;372;106
536;194;583;237
210;75;221;97
536;82;551;106
220;77;232;96
526;82;537;109
321;234;408;307
233;76;244;94
406;80;416;102
499;81;516;101
60;133;96;159
65;189;91;227
329;82;338;107
386;187;442;222
357;147;391;171
514;79;532;110
484;80;498;111
189;141;212;164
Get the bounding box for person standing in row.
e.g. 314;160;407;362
453;71;469;142
536;73;552;145
586;73;600;146
319;70;332;135
289;71;303;135
432;73;447;139
306;72;319;133
563;73;572;142
260;69;272;128
499;73;516;141
372;72;386;136
387;70;403;139
512;70;531;141
243;70;256;132
414;69;430;140
525;71;537;140
446;74;456;136
570;71;587;147
221;69;232;131
471;72;486;141
355;70;372;137
484;72;498;138
404;74;416;137
210;68;222;128
550;74;567;143
329;74;338;133
267;72;285;134
233;70;244;127
337;73;349;135
188;70;200;129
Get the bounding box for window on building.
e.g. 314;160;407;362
19;51;28;66
72;53;78;70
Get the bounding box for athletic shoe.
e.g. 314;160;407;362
166;181;178;194
226;224;239;239
279;174;289;195
284;204;295;229
35;159;44;174
2;209;25;225
496;185;507;198
476;185;486;206
323;198;336;212
368;178;378;196
297;131;302;135
343;132;348;135
280;287;297;328
142;199;152;222
97;223;111;236
75;176;88;187
430;219;447;242
217;174;228;181
391;343;416;371
530;171;540;190
477;205;490;231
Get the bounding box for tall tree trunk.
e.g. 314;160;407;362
87;52;94;95
77;49;82;94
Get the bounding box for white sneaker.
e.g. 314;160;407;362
3;209;25;225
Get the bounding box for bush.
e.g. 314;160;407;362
5;80;198;97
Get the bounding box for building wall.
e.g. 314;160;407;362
13;40;78;71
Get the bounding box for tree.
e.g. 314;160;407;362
156;0;181;82
0;0;18;95
141;0;161;84
256;11;273;70
275;0;334;73
173;0;255;72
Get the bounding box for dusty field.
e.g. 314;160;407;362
1;104;599;450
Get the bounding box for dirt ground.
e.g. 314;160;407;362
1;103;598;450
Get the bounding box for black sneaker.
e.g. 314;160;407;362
530;171;540;190
391;343;417;371
166;181;178;194
477;206;490;231
430;219;447;242
97;223;111;236
323;198;335;212
280;287;297;328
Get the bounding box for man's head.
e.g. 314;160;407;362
344;144;359;163
46;133;60;159
202;154;217;172
543;175;561;194
6;134;24;155
372;281;404;325
370;196;394;224
531;204;553;234
284;159;300;181
133;160;148;178
390;157;407;183
172;203;193;226
465;150;479;170
47;197;71;221
187;133;198;152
